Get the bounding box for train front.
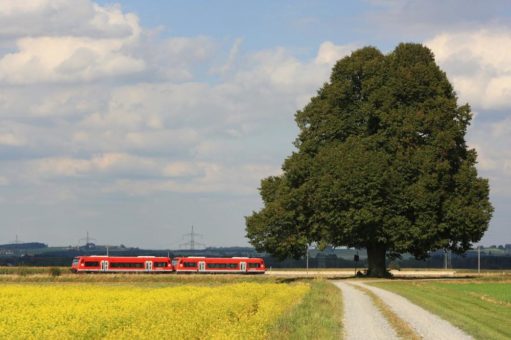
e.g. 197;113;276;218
70;256;81;273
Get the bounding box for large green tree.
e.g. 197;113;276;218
246;43;493;277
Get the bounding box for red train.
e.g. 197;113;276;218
71;255;265;274
172;257;265;274
71;256;172;273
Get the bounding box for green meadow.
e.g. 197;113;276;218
372;279;511;340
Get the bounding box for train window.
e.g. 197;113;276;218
72;258;79;265
109;263;144;268
206;263;238;269
153;262;167;267
248;263;260;268
84;261;99;267
183;262;197;268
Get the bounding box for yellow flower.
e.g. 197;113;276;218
0;282;309;340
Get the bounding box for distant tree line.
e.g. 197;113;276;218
0;242;47;250
1;249;510;269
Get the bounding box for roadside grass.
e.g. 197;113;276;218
0;272;281;285
0;266;59;275
371;280;511;340
267;279;343;340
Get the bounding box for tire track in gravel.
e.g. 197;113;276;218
333;281;397;339
349;281;473;340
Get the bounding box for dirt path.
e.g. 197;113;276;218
338;280;473;340
351;281;473;339
333;281;397;339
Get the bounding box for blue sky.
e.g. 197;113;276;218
0;0;510;248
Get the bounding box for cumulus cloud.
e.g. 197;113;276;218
422;27;511;204
0;0;365;246
0;36;145;84
365;0;511;39
0;0;145;84
0;35;354;195
0;131;25;146
315;41;356;65
15;151;280;197
106;162;281;196
30;153;147;179
0;0;139;39
426;28;511;110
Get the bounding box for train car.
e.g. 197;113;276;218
71;255;173;273
172;256;265;274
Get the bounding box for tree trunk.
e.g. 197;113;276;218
366;244;388;277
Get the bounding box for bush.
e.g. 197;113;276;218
388;262;401;271
49;267;61;277
16;267;31;276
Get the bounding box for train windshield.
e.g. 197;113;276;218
72;258;79;266
171;259;179;266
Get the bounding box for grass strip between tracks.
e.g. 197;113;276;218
267;279;343;340
352;283;421;340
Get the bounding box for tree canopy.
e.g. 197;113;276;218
245;43;493;277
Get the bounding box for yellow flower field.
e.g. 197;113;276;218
0;282;309;339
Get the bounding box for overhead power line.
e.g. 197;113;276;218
180;226;205;250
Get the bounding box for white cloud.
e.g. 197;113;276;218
0;38;355;193
0;131;25;146
163;161;203;178
0;0;145;84
106;162;281;195
0;176;9;186
139;36;216;81
365;1;511;40
426;28;511;110
19;152;281;196
315;41;355;65
0;0;361;248
425;27;511;200
0;36;145;84
31;153;160;178
0;1;139;39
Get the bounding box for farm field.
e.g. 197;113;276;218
0;281;310;339
371;279;511;339
0;271;344;340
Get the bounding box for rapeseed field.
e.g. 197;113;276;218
0;282;309;339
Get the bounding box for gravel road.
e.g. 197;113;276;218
333;281;397;339
342;281;473;340
352;282;473;340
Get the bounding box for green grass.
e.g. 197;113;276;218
0;266;68;275
444;282;511;303
0;272;282;285
371;279;511;340
267;279;343;340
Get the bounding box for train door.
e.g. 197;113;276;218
240;262;247;273
198;261;205;273
101;261;108;272
145;261;153;271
